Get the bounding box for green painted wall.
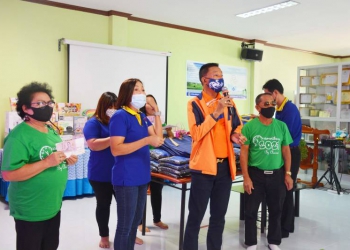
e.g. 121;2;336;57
0;0;337;146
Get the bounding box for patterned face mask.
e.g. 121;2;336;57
207;78;224;93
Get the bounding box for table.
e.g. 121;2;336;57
143;172;242;250
64;149;94;197
142;172;191;250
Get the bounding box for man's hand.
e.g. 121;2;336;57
231;133;247;146
243;176;254;195
285;175;294;190
212;96;233;119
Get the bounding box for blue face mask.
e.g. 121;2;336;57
207;78;225;93
131;94;146;110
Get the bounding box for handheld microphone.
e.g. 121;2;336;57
222;87;234;116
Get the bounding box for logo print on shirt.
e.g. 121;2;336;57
252;135;280;155
39;146;53;160
39;146;67;171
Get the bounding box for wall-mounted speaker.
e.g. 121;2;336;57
241;48;263;61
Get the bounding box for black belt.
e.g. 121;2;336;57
250;166;282;174
217;158;228;164
290;145;299;149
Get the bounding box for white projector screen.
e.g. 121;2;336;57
65;39;170;122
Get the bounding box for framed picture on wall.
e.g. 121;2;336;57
311;94;326;104
311;76;320;86
321;73;337;86
300;93;312;104
300;76;311;86
335;90;350;104
342;68;350;85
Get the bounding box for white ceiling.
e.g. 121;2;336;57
48;0;350;57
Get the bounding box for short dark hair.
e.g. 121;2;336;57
139;94;157;115
199;63;219;84
255;93;273;105
93;92;117;124
262;79;284;94
16;82;54;119
116;78;143;109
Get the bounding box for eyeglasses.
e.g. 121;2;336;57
262;101;277;107
204;75;223;79
31;101;55;108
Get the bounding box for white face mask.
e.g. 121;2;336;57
131;94;146;110
106;109;116;117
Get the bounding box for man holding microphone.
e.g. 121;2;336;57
183;63;246;250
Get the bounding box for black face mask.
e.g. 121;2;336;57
27;106;54;122
260;107;275;119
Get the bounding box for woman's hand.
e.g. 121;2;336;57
146;96;159;114
66;155;78;166
45;151;67;167
148;135;165;147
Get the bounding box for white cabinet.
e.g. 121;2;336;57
297;62;350;134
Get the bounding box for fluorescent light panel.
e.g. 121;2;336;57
236;1;299;18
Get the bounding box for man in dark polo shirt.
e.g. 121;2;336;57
263;79;302;238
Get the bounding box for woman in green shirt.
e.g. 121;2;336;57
1;82;78;250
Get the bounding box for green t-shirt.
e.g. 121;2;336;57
2;122;68;221
242;118;293;170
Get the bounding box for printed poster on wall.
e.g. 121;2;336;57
186;60;247;99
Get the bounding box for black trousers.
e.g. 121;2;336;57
281;146;301;234
89;179;115;237
183;160;232;250
244;167;286;246
150;178;164;223
140;178;164;224
14;211;61;250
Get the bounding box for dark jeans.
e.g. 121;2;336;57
139;178;164;225
183;160;232;250
281;146;301;234
14;211;61;250
113;184;148;250
245;167;286;246
89;179;115;237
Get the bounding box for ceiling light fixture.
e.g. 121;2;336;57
236;1;299;18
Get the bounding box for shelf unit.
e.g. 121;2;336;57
297;62;350;133
297;62;350;175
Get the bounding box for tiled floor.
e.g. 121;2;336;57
1;170;350;250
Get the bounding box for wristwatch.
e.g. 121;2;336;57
285;171;292;176
154;111;161;116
